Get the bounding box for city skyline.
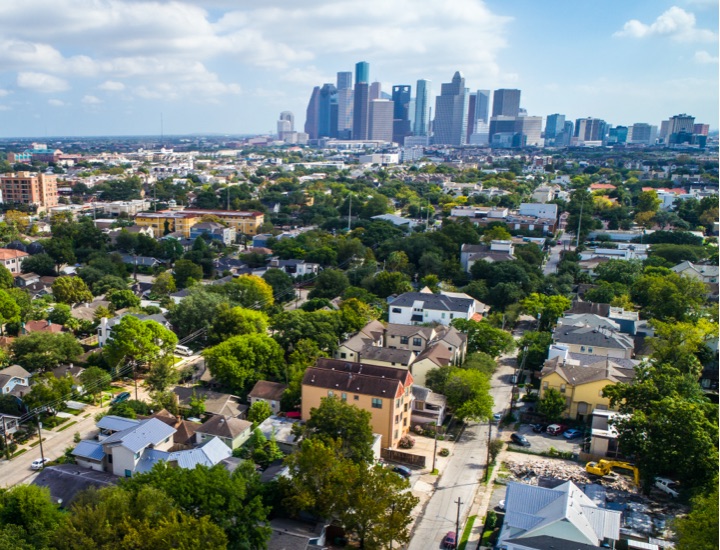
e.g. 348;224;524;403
0;0;716;137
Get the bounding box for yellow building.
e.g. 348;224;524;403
134;209;263;238
539;355;637;421
302;358;413;449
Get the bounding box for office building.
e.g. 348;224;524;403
492;89;521;117
466;93;477;142
304;86;321;140
469;121;490;146
554;120;574;147
628;123;657;145
353;82;370;140
544;114;565;143
277;111;294;141
574;117;609;144
659;120;670;140
317;83;338;138
608;126;628;144
370;81;382;100
392;85;412;144
433;71;469;146
355;61;369;85
0;172;58;210
694;123;709;136
336;72;354;139
476;90;490;123
337;71;352;91
413;79;431;136
668;114;695;135
518;116;543;147
369;99;394;142
488;116;542;147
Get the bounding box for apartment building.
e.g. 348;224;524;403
0;172;58;210
302;358;414;448
135;208;263;238
0;248;29;274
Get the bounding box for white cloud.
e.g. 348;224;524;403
82;94;102;104
0;89;9;97
694;50;719;63
17;72;69;92
98;80;125;91
614;6;717;42
48;98;65;106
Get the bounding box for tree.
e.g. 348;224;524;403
385;250;410;273
168;287;225;338
482;225;512;244
20;253;56;276
594;259;643;286
0;265;13;290
204;333;284;395
631;272;706;321
22;372;74;412
444;369;493;421
517;331;554;371
173;259;203;288
53;486;228;550
103;316;178;375
79;366;112;404
636;190;661;213
463;352;497;376
145;356;180;392
305;396;375;463
47;303;72;326
520;293;572;331
538;387;566;422
0;289;20;331
262;268;294;302
226;274;274;309
44;237;76;268
208;304;268;345
451;319;516;357
52;276;93;305
11;332;83;372
107;289;140;310
309;268;349;299
270;309;345;353
122;463;270;550
0;485;62;549
151;271;176;296
247;400;272;425
649;319;718;376
673;483;718;550
4;210;30;233
362;270;412;298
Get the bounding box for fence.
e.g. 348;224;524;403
381;448;426;468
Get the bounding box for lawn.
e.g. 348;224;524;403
458;515;476;550
57;421;78;432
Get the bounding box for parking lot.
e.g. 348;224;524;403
507;424;585;454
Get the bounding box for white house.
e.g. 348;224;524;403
97;312;171;347
518;202;558;220
388;289;476;326
0;365;31;398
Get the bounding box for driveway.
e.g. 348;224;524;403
507;424;584;454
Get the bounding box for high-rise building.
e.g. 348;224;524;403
433;71;469;146
317;83;338;138
608;126;629;144
392;85;412;144
337;71;352;91
370;81;382;100
492;89;521;117
694;123;709;136
488;116;542;147
304;86;321;140
476;90;490;123
353;82;370;140
368;99;394;142
337;88;354;139
574;117;609;144
413;79;431;137
555;120;574;147
355;61;369;85
517;116;543;147
466;93;477;143
544;114;566;142
0;172;58;210
659;120;670;140
668;114;695;135
277;111;294;140
628;123;657;144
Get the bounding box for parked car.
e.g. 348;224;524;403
531;423;548;433
111;391;131;405
510;433;531;447
546;424;568;436
391;465;412;479
492;412;502;422
31;458;50;470
655;477;680;498
443;531;457;549
563;428;582;439
175;344;193;356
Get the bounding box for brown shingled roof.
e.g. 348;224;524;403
248;380;288;402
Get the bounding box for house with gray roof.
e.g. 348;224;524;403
33;465;118;508
0;364;30;400
387;289;477;326
194;415;252;450
97;312;171;347
552;326;635;360
498;481;621;549
101;418;176;477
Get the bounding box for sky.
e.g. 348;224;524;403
0;0;717;137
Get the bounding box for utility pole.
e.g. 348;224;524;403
347;194;352;232
431;423;439;472
454;497;463;549
133;363;138;401
37;420;45;465
575;192;584;249
485;420;492;482
1;416;8;460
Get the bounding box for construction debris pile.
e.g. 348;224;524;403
503;459;639;493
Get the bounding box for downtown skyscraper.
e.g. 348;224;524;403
353;61;370;140
492;89;521;117
413;79;431;137
433;71;469;146
336;71;353;139
392;85;412;144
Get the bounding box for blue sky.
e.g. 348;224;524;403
0;0;716;137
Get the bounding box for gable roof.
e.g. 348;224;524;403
541;356;636;386
195;415;252;439
102;418;176;453
96;415;140;432
389;291;474;313
305;358;413;399
72;440;106;461
32;464;117;508
135;436;232;473
173;386;246;418
553;326;634;351
358;345;415;365
248;380;288;402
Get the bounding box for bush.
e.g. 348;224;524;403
398;434;415;449
486;510;497;530
439;448;450;457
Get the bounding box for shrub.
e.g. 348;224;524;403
398;435;415;449
486;510;498;530
439;448;450;457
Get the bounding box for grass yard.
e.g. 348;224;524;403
458;515;476;550
57;421;78;432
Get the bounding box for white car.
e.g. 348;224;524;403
31;458;50;470
655;477;680;498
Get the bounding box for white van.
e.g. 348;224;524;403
655;477;679;498
175;344;193;356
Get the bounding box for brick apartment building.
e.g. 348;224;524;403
0;172;58;210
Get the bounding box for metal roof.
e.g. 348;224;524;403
96;415;140;432
72;440;106;461
102;418;176;453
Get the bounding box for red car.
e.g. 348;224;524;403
546;424;568;436
443;531;456;549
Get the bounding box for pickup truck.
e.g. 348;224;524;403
655;477;680;498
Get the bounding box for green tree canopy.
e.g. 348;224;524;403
0;484;62;549
308;268;349;299
451;318;516;357
51;276;93;305
103;316;178;374
151;271;176;296
208;304;269;345
673;482;718;550
538;387;566;422
520;293;572;331
11;332;83;372
262;268;294;302
168;287;226;338
173;259;203;288
444;368;493;421
225;274;274;309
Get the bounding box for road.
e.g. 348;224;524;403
407;355;516;550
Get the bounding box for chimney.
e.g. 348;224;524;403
383;328;387;347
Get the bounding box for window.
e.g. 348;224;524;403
542;382;548;390
580;346;586;352
396;398;401;407
412;338;422;347
560;384;566;393
354;395;359;401
588;347;593;353
341;393;347;402
125;470;132;477
400;336;409;345
134;452;140;460
403;418;407;426
372;398;382;409
441;313;446;319
394;429;399;439
340;352;347;359
328;390;334;398
404;403;408;412
450;314;454;319
395;415;399;425
392;307;401;313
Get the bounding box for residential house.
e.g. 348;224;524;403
302;358;414;449
145;409;198;448
552;326;635;359
387;289;478;326
96;415;141;442
189;222;236;246
0;413;20;437
119;254;162;269
70;300;112;323
411;386;447;428
410;342;455;387
173;386;247;419
14;272;40;288
587;409;625;460
32;465;118;508
21;319;64;335
101;418;176;477
267;257;320;277
248;380;288;415
497;481;621;550
370;214;418;229
0;248;28;274
51;364;85;393
194;415;252;450
579;244;649;262
671;260;719;299
0;365;30;400
539;349;637;421
97;312;171;347
460;240;516;272
256;415;302;454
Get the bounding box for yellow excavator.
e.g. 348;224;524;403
585;460;640;486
